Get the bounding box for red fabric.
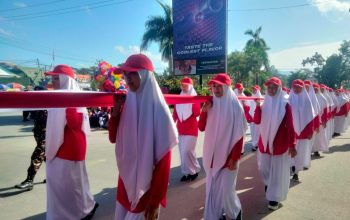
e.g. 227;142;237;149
297;118;315;139
321;108;329;124
56;108;86;161
313;115;321;131
173;103;200;136
250;105;296;155
336;104;348;116
198;112;244;164
116;151;171;213
264;77;282;86
0;92;264;108
208;73;231;86
117;54;154;72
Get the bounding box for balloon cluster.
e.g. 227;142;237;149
94;61;127;92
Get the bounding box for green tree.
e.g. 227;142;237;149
141;1;173;72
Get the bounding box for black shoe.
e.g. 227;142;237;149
189;173;199;181
81;202;99;220
291;166;296;174
180;175;189;182
265;185;267;192
252;146;258;151
333;132;340;137
292;173;299;182
303;167;309;170
15;180;34;191
43;179;46;183
314;151;321;157
241;152;244;156
268;201;279;210
236;210;242;220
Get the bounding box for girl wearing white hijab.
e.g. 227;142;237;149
248;85;263;152
45;65;98;220
173;77;201;182
198;73;247;220
303;80;321;168
108;54;178;220
334;89;349;135
312;83;329;156
247;77;296;211
288;80;316;182
320;85;334;141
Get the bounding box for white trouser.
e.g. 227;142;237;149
250;123;260;147
204;167;241;220
114;201;155;220
46;158;96;220
312;125;329;152
259;152;291;202
179;135;201;175
334;116;346;133
293;139;311;173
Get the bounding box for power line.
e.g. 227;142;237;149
228;0;332;12
0;0;66;13
4;0;134;21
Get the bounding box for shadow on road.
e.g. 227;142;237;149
0;182;46;198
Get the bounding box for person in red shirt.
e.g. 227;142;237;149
246;77;296;211
288;79;316;182
173;77;201;181
108;54;178;220
312;83;329;156
334;89;349;135
198;73;246;220
44;65;98;220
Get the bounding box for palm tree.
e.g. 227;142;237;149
141;0;173;72
244;26;270;84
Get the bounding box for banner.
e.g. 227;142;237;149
0;92;263;109
172;0;227;75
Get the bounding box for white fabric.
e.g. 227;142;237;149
307;86;321;116
293;139;311;172
260;87;288;153
46;158;95;220
336;92;348;112
114;201;152;220
289;88;316;136
204;167;241;220
179;135;201;175
115;70;178;209
312;125;329;152
248;90;263;117
203;86;247;177
250;123;260;147
259;152;291;202
45;74;90;161
334;115;347;133
176;85;197;122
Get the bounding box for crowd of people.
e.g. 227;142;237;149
13;54;350;220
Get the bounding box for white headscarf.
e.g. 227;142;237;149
329;91;339;113
176;84;197;122
289;87;316;136
315;90;328;115
336;91;348;112
306;86;321;116
203;85;247;177
115;70;178;209
45;74;90;161
260;86;288;153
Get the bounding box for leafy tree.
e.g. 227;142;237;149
141;1;173;71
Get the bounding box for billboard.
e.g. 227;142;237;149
173;0;227;75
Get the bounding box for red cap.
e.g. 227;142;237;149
336;89;343;93
181;77;193;85
252;85;261;91
208;73;231;86
313;83;320;89
320;84;327;89
235;83;244;90
292;79;304;88
45;64;75;79
117;54;154;72
264;77;282;87
304;80;312;86
329;88;334;92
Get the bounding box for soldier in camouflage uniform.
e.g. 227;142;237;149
15;87;47;191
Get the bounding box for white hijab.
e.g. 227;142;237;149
329;91;339;112
315;90;328;114
176;84;197;122
336;91;348;112
260;87;288;153
307;86;321;116
203;85;247;177
45;74;90;161
115;70;178;209
289;87;316;136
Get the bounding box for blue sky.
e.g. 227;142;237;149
0;0;349;72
